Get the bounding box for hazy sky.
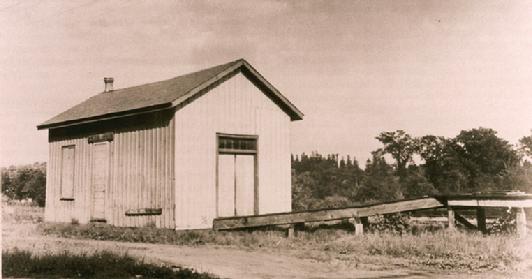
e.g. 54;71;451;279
1;0;531;167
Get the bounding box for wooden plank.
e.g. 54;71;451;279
213;197;443;230
454;212;478;230
125;208;162;216
356;198;443;216
214;209;350;230
447;199;532;208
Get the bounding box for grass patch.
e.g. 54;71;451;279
39;223;289;247
2;249;215;279
2;203;44;224
317;231;528;271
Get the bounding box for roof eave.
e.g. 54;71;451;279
36;102;173;130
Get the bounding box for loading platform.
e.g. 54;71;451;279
213;191;532;236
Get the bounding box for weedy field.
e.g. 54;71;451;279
3;203;532;278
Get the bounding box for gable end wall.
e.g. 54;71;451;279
174;72;291;229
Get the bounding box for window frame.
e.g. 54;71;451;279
217;133;258;155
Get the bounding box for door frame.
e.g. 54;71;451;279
215;133;259;217
90;141;111;222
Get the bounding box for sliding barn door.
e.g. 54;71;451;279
91;142;110;221
217;134;257;217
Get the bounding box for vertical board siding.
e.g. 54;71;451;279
175;72;291;229
45;111;175;229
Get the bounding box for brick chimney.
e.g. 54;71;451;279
104;77;114;92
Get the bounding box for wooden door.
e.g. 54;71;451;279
218;154;236;217
217;154;255;217
91;142;110;221
235;155;255;215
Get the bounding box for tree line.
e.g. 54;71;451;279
292;128;532;211
1;162;46;206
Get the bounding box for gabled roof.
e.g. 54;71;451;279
37;59;303;130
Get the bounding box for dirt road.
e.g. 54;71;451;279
4;231;441;279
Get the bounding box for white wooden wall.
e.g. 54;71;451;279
174;72;291;229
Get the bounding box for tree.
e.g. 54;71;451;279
401;166;438;198
375;130;419;178
453;128;519;191
291;170;316;211
356;150;403;202
23;168;46;206
418;135;466;193
418;135;447;164
418;128;520;193
518;131;532;162
291;152;365;210
500;163;532;193
1;171;14;199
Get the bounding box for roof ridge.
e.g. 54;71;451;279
55;59;245;114
106;58;244;94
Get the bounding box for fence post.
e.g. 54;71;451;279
476;207;487;234
287;224;295;238
515;207;527;238
355;222;364;235
349;217;364;235
447;208;455;231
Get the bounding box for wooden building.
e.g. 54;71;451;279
37;59;303;229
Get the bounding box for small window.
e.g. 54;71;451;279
218;135;257;154
60;145;75;200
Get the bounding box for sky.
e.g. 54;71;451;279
1;0;531;167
